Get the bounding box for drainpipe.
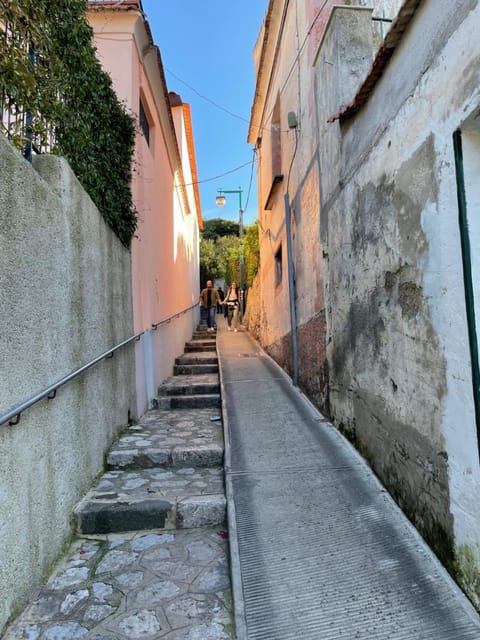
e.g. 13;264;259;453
284;192;298;386
453;129;480;457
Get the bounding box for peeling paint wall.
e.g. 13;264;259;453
252;0;341;407
316;1;480;605
250;0;403;410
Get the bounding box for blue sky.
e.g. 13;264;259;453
141;1;268;227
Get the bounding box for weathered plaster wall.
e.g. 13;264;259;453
317;0;480;604
0;136;136;633
254;0;340;406
254;0;398;408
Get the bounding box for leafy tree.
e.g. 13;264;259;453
199;219;259;288
199;238;220;284
201;218;239;241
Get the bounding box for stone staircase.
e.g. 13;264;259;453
74;324;226;536
2;323;234;640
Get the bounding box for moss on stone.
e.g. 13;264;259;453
454;544;480;610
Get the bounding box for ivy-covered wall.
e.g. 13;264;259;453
0;0;137;247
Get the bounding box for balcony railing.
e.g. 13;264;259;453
0;22;56;161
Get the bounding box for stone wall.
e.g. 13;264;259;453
0;135;136;633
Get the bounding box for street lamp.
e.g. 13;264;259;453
216;188;244;311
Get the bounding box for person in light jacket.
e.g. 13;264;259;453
224;282;240;332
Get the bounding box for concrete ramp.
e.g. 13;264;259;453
218;328;480;640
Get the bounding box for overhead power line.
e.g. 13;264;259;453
183;159;254;187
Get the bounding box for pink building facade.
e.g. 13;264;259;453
87;1;202;416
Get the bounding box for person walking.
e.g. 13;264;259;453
224;281;240;332
216;286;224;314
199;280;220;331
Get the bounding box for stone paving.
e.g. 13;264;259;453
2;326;235;640
3;528;232;640
106;408;224;471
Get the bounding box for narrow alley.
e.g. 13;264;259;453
4;318;480;639
3;1;480;639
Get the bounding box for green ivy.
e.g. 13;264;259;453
0;0;137;247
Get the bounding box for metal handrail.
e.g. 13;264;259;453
0;302;200;428
0;331;144;428
151;302;198;330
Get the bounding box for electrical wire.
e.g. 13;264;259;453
260;0;331;129
182;158;254;187
164;66;292;135
243;147;257;213
280;0;330;98
164;66;251;125
286;125;299;195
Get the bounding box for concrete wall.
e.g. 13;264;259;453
316;1;480;606
0;135;136;633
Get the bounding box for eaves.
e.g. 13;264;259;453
327;0;424;124
248;0;289;145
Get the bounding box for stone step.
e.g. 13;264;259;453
74;467;226;534
173;363;219;375
157;374;220;397
175;353;218;365
107;407;224;470
184;340;216;352
156;394;221;410
191;330;217;339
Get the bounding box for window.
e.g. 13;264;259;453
275;244;283;287
139;99;150;146
264;94;284;210
271;95;281;178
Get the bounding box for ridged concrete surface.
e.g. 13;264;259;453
217;328;480;640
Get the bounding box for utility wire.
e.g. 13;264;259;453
165;66;292;135
164;66;250;125
243;147;257;214
182;158;254;187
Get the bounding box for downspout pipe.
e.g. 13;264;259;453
284;192;298;386
453;129;480;458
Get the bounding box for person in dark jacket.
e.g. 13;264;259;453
199;280;220;331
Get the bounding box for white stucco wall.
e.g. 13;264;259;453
0;135;136;633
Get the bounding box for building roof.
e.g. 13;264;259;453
247;1;285;145
327;0;424;123
87;0;142;9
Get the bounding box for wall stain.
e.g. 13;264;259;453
329;132;452;573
